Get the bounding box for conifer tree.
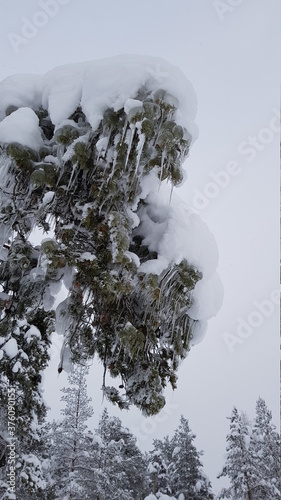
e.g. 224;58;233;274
43;365;94;499
147;416;213;499
0;59;221;494
249;397;281;499
91;408;147;500
147;436;175;496
218;402;280;500
170;416;213;499
0;300;53;498
218;408;256;500
0;59;203;422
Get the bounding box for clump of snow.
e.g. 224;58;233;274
144;494;177;500
55;298;72;336
92;434;103;446
124;250;140;267
0;54;198;142
17;319;27;328
187;272;224;321
0;107;43;151
243;434;251;449
80;252;96;261
12;361;22;373
2;338;18;359
136;179;224;324
124;98;143;115
24;325;41;343
138;184;220;279
127;208;140;229
189;320;208;347
62;266;75;290
172;446;181;457
0;73;43;121
42;191;55;205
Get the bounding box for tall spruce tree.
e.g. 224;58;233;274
147;436;175;496
42;365;94;499
0;309;53;498
218;402;280;500
249;397;281;499
170;416;213;499
147;416;213;499
218;408;257;500
91;408;147;500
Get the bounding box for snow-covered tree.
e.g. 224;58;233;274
249;397;281;499
218;407;257;500
0;56;222;423
218;402;280;500
0;305;53;497
147;436;175;496
147;416;213;499
217;408;254;499
91;408;147;500
42;365;93;499
170;416;213;499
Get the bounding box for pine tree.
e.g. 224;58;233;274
218;402;280;500
0;294;53;498
249;397;281;499
170;416;213;499
0;57;205;423
43;365;94;499
218;408;256;500
147;416;213;499
91;408;147;500
147;436;175;496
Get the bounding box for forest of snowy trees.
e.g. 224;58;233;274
0;365;279;499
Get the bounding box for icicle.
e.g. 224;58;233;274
124;125;136;170
159;149;166;184
97;130;111;163
121;117;129;143
66;162;77;193
133;132;145;179
160;266;178;296
107;148;118;184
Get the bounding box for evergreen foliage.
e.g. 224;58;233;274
147;415;213;499
0;87;201;421
0;60;210;498
249;398;281;499
43;365;94;499
217;400;281;500
91;408;148;500
41;375;147;500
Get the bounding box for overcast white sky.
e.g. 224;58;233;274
0;0;280;494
